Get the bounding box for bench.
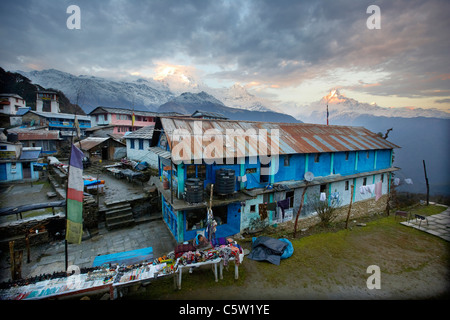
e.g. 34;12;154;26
395;211;410;220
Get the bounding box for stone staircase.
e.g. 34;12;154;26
102;202;136;230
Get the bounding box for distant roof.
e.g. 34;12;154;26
0;93;24;99
124;125;154;139
75;137;108;151
191;110;228;120
15;107;31;116
158;117;400;162
19;147;41;160
26;110;90;121
89;106;183;118
14;129;60;140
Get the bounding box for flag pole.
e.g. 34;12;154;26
64;136;74;272
64;114;82;271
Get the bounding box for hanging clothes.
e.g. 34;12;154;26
394;178;400;186
277;198;290;219
320;192;327;201
258;203;268;220
375;181;382;201
404;178;413;185
366;184;375;194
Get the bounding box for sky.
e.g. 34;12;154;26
1;0;449;112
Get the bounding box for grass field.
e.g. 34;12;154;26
123;204;449;300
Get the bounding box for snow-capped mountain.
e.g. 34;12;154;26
17;68;276;115
211;84;273;112
18;69;175;113
290;89;450;123
158;91;299;123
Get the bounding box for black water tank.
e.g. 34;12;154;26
215;169;236;195
185;178;204;203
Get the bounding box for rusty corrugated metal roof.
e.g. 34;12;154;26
159;117;400;161
16;130;60;141
75;137;108;151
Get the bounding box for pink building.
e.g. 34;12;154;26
88;107;158;135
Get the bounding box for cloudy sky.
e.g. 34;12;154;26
1;0;449;111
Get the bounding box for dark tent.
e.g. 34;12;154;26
247;236;288;265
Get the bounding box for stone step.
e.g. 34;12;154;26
105;211;133;223
106;218;135;230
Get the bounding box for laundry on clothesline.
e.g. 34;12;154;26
359;184;375;195
404;178;413;185
320;192;327;201
375;181;382;201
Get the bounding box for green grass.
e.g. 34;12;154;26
123;205;449;299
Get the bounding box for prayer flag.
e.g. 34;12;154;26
66;144;84;244
132;112;135;127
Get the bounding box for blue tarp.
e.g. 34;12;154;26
92;247;153;267
278;238;294;259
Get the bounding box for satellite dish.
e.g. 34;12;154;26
304;171;314;182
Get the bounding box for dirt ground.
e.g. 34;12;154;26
124;206;450;300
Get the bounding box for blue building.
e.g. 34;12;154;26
0;141;42;183
149;117;400;243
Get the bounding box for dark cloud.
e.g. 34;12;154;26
0;0;449;103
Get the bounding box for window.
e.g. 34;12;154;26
245;168;257;174
186;208;207;231
381;174;384;183
197;165;206;180
345;180;349;191
363;177;367;186
284;155;291;167
130;139;135;149
320;184;327;193
345;151;349;161
260;162;270;183
286;191;294;208
138;139;144;150
314;153;320;163
366;151;370;159
250;205;256;212
186;164;206;180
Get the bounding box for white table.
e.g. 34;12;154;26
219;253;244;280
174;258;221;290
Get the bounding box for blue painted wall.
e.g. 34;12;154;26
274;154;306;182
308;152;332;178
375;149;392;170
356;150;376;173
333;151;356;176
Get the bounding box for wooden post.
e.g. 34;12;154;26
26;235;31;263
423;160;429;206
293;186;308;238
9;241;15;280
345;185;354;229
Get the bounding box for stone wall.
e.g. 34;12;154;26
274;194;389;233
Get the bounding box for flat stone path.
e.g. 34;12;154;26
400;206;450;242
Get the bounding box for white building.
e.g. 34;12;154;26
124;125;158;168
0;94;26;115
36;91;60;114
